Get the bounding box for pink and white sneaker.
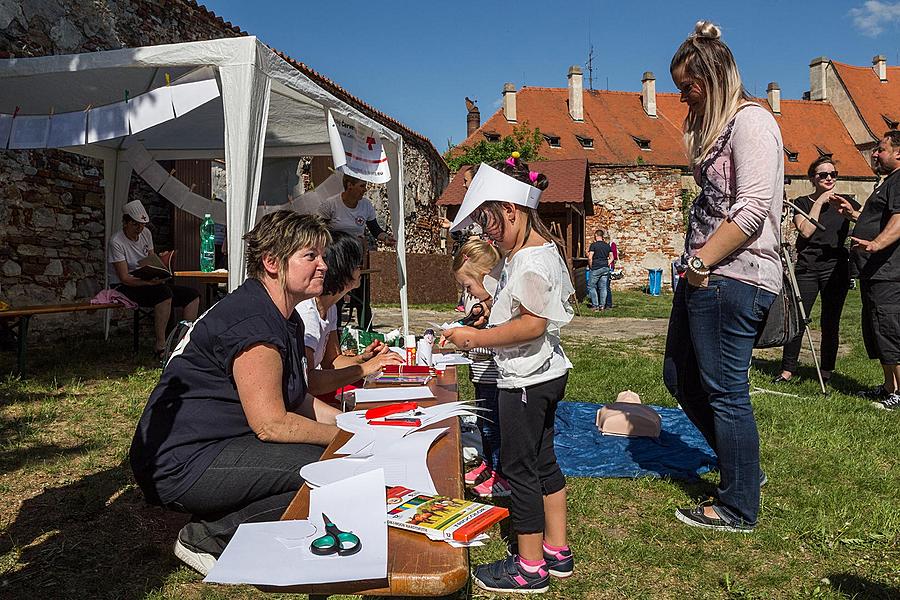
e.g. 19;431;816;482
472;472;512;498
465;460;489;486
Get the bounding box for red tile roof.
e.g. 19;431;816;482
437;158;591;207
832;60;900;140
454;86;874;178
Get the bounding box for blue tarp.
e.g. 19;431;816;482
554;402;717;480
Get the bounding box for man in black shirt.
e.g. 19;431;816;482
587;229;612;311
833;131;900;409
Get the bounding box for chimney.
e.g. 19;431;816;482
766;82;781;115
873;54;887;82
641;71;657;118
466;98;480;138
809;56;829;101
502;83;517;122
567;65;583;121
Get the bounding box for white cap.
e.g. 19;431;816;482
449;163;542;232
123;200;150;224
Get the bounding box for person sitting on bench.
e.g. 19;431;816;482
108;200;199;359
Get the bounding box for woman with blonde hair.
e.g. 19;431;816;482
130;211;341;575
663;21;783;533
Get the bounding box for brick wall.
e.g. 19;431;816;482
585;165;684;288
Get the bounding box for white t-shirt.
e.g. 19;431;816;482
317;195;377;237
107;228;154;285
295;298;338;368
488;243;574;389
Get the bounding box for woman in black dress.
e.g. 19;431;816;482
774;156;860;384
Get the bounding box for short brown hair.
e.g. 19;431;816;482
595;229;606;239
807;155;836;179
884;130;900;149
342;174;365;190
243;211;331;281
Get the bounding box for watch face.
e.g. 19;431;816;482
690;257;703;269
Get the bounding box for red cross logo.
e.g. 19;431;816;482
366;136;376;151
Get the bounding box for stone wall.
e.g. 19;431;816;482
0;0;447;339
585;165;684;289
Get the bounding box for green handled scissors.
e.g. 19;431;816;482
309;513;362;557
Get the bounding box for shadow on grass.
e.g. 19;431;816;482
0;462;187;599
0;443;89;473
752;356;872;396
826;573;900;599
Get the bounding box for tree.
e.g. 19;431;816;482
444;122;544;171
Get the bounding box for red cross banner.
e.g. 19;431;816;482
327;110;391;184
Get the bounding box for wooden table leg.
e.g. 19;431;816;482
15;315;30;375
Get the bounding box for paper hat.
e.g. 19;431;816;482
123;200;150;224
449;163;542;232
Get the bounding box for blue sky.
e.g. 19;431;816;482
201;0;900;153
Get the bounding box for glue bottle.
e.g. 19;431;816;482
405;334;417;366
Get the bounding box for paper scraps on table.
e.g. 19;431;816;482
353;385;435;404
204;469;387;587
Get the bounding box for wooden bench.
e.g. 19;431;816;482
0;302;121;374
275;367;468;598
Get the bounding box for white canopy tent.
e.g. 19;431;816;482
0;37;410;333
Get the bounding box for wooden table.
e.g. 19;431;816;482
275;367;468;597
174;270;228;308
0;302;120;374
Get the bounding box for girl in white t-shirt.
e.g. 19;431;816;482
442;154;574;594
295;231;403;402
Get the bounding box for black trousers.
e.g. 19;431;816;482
170;435;324;555
498;373;568;534
780;262;850;373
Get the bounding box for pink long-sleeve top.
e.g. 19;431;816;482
681;104;784;294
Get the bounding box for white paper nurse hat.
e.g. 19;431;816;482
123;200;150;224
449;162;543;232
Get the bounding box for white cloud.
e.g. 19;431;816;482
850;1;900;36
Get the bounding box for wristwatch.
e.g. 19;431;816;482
687;255;711;277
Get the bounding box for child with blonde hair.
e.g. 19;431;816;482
452;238;510;498
443;153;574;593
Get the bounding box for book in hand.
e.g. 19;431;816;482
129;252;175;281
386;486;509;543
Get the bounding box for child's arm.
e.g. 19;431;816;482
440;308;546;350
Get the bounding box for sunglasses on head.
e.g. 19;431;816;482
815;171;838;180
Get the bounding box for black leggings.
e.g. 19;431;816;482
780;262;850;373
498;374;568;534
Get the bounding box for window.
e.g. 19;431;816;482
883;114;899;130
543;133;561;148
483;131;500;142
575;134;593;149
631;135;651;150
815;145;833;158
784;147;799;162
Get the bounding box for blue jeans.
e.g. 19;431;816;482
663;275;775;526
605;275;613;308
588;267;610;309
474;382;502;474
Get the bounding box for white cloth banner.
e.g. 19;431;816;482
327;109;391;184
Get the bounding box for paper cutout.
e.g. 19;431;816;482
128;85;175;134
9;115;51;149
170;77;220;117
88;102;130;143
327;110;391;184
47;111;87;148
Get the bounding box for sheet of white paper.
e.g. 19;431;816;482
9;115;51;149
300;429;446;495
46;111;87;148
0;114;11;148
387;346;406;358
129;85;175;134
124;143;155;174
140;162;170;191
158;176;191;208
429;321;463;331
432;353;473;366
205;470;387;586
354;386;435;404
171;78;221;117
87;101;130;143
447;533;489;548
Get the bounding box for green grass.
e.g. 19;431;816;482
0;291;898;599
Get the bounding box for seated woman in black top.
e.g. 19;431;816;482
775;157;860;384
129;211;340;576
